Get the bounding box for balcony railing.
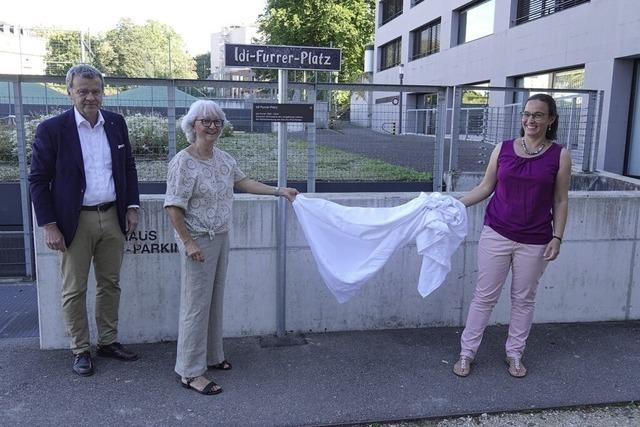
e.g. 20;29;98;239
515;0;590;25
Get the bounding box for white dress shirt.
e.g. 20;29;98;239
292;192;468;303
74;107;116;206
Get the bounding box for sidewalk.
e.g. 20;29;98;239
1;320;639;426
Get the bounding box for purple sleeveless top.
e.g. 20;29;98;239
484;139;562;244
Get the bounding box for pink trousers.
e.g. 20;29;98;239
460;226;548;359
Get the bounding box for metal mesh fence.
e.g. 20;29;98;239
0;230;26;277
319;88;435;182
0;76;601;278
0;78;600;184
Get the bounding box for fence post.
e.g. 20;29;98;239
582;91;597;173
449;86;462;175
167;80;177;159
13;76;34;279
307;86;317;193
434;88;447;192
590;90;605;172
519;91;529;143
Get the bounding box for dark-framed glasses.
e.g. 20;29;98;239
196;118;225;128
74;89;103;97
521;111;547;121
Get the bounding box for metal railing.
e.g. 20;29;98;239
0;75;602;279
515;0;590;25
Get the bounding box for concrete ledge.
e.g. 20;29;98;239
35;190;640;349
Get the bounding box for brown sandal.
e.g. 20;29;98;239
181;376;222;395
208;360;232;370
505;357;527;378
453;356;473;377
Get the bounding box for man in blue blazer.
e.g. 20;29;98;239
29;64;140;377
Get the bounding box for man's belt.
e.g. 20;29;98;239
81;201;115;212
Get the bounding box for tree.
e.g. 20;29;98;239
194;53;211;79
43;30;95;76
463;90;489;105
94;19;196;79
257;0;375;84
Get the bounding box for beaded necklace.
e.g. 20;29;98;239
521;137;546;156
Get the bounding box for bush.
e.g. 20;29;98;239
221;121;234;138
125;114;169;158
0;123;14;161
0;112;236;162
0;113;60;161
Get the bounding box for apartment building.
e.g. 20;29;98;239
373;0;640;177
210;25;259;80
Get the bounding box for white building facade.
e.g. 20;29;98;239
210;25;259;80
0;23;46;75
373;0;640;177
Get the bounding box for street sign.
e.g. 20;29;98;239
253;103;315;123
225;43;341;71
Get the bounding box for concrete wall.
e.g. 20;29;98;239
36;189;640;349
373;0;640;174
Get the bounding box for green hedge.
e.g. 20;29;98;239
0;113;234;161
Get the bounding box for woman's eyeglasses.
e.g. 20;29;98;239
520;112;547;121
196;118;225;128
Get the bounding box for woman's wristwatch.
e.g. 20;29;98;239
273;187;280;197
552;235;562;243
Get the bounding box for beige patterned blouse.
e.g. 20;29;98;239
164;147;246;241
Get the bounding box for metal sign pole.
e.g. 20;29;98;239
276;69;288;337
224;42;341;342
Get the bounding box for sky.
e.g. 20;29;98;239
4;0;267;55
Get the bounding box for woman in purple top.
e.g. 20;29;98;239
452;94;571;378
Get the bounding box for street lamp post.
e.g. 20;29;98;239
398;63;404;135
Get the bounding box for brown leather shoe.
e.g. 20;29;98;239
97;342;139;361
453;356;473;377
505;356;527;377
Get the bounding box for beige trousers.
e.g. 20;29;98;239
60;208;124;354
175;233;229;378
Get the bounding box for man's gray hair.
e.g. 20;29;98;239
65;64;104;93
180;100;227;144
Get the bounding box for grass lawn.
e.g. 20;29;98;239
0;132;431;183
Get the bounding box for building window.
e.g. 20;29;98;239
463;82;490;105
458;0;495;44
410;19;441;61
514;67;584;106
515;67;585;91
516;0;590;25
380;0;403;26
625;60;640;177
379;38;402;71
411;0;424;5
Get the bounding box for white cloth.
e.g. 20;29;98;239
292;192;467;303
74;107;115;206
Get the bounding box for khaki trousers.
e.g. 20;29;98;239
60;207;124;354
175;233;229;378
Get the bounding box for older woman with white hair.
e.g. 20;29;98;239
164;100;298;395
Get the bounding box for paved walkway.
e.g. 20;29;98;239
1;316;639;426
315;124;494;173
0;283;38;339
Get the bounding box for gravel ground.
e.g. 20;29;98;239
364;404;640;427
